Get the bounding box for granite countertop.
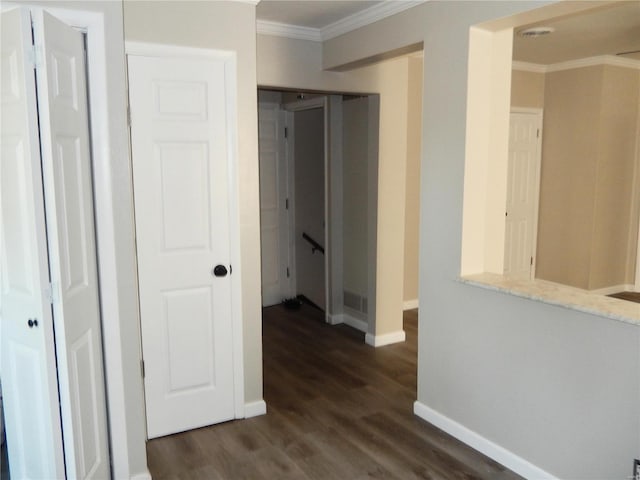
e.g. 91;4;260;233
459;272;640;326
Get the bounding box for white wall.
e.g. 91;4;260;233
123;0;264;406
323;2;640;478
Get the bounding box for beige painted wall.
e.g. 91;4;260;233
536;64;640;290
403;56;423;304
511;69;545;108
123;0;263;403
258;34;410;337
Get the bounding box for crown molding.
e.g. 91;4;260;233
321;0;426;41
231;0;261;4
257;20;322;42
545;55;640;72
511;61;547;73
513;55;640;73
257;0;426;42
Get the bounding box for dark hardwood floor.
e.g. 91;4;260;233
147;305;522;479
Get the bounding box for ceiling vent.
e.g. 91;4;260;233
518;27;555;38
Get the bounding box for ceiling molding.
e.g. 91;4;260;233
512;61;547;73
257;0;427;42
545;55;640;72
321;0;426;41
231;0;261;4
513;55;640;73
257;20;322;42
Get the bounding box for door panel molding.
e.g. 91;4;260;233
127;45;244;437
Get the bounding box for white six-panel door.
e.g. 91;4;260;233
0;8;66;478
33;10;111;478
258;102;292;306
504;111;543;279
128;53;236;439
1;7;110;479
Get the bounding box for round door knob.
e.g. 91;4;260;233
213;265;228;277
28;318;38;328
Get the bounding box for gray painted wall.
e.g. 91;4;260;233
294;108;326;309
416;3;640;478
325;1;640;478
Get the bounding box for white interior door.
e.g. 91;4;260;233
258;102;292;306
128;53;236;439
504;111;542;279
33;9;110;478
0;8;66;479
1;7;110;479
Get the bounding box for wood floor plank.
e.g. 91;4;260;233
146;305;523;480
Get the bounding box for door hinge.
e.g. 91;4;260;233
127;105;132;127
536;128;540;138
285;198;289;210
141;360;145;378
530;256;534;266
47;282;58;305
286;267;290;278
284;127;288;139
29;44;43;69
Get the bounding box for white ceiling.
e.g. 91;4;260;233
256;0;382;29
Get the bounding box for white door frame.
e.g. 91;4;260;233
284;97;331;322
508;107;543;280
634;111;640;292
2;4;150;478
125;41;245;420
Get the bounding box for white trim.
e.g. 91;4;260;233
511;61;547;73
256;20;322;42
331;311;369;333
365;330;406;347
125;42;245;421
589;284;636;296
513;55;640;74
283;96;326;112
230;0;260;4
126;41;233;60
322;0;425;41
633;90;640;293
343;313;368;333
413;401;558;480
403;299;419;310
244;400;267;418
257;1;426;42
130;471;152;480
328;313;345;325
546;55;640;72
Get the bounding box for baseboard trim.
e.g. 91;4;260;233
131;470;152;480
413;401;557;480
365;330;406;347
589;284;635;295
328;313;344;325
244;400;267;418
343;313;368;332
403;299;419;310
